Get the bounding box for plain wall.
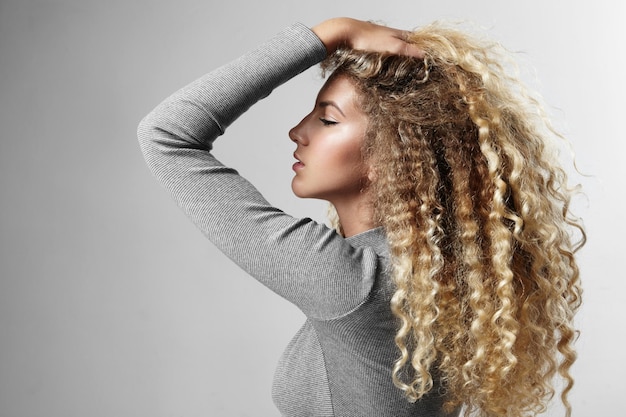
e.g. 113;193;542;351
0;0;623;416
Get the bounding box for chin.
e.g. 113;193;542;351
291;180;309;199
291;187;321;201
290;186;306;199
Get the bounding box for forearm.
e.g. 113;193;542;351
137;23;326;154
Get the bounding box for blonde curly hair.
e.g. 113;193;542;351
323;22;585;417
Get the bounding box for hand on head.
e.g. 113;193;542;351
312;17;424;59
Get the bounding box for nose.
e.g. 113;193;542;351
289;116;308;144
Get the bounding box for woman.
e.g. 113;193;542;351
138;17;584;417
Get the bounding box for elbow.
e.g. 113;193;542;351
136;113;155;151
136;112;168;176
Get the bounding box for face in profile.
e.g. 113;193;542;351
289;75;370;205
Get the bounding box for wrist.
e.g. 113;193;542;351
311;17;353;55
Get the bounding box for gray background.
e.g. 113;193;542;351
0;0;623;416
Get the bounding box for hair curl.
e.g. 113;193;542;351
322;22;585;417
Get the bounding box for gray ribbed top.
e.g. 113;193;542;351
137;22;458;417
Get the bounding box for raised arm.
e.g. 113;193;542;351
137;20;417;320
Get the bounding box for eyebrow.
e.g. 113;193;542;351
318;100;345;117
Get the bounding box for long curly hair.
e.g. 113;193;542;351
322;22;585;417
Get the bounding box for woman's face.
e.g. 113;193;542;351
289;75;369;204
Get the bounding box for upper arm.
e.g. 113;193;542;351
138;126;378;319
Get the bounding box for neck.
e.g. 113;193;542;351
331;192;375;238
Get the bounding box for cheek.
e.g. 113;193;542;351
321;128;366;169
340;138;367;176
318;140;369;189
339;148;366;175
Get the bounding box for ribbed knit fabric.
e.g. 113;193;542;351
138;23;459;417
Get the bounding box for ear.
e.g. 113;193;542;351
366;165;377;183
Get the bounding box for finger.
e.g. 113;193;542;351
403;43;425;59
383;38;424;58
392;30;424;58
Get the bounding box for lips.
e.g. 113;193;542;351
292;152;304;171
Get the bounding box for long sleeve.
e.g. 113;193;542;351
137;23;383;320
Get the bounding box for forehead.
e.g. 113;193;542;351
316;75;362;114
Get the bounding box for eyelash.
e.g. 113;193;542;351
319;118;338;126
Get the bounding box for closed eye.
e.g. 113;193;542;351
319;118;338;126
